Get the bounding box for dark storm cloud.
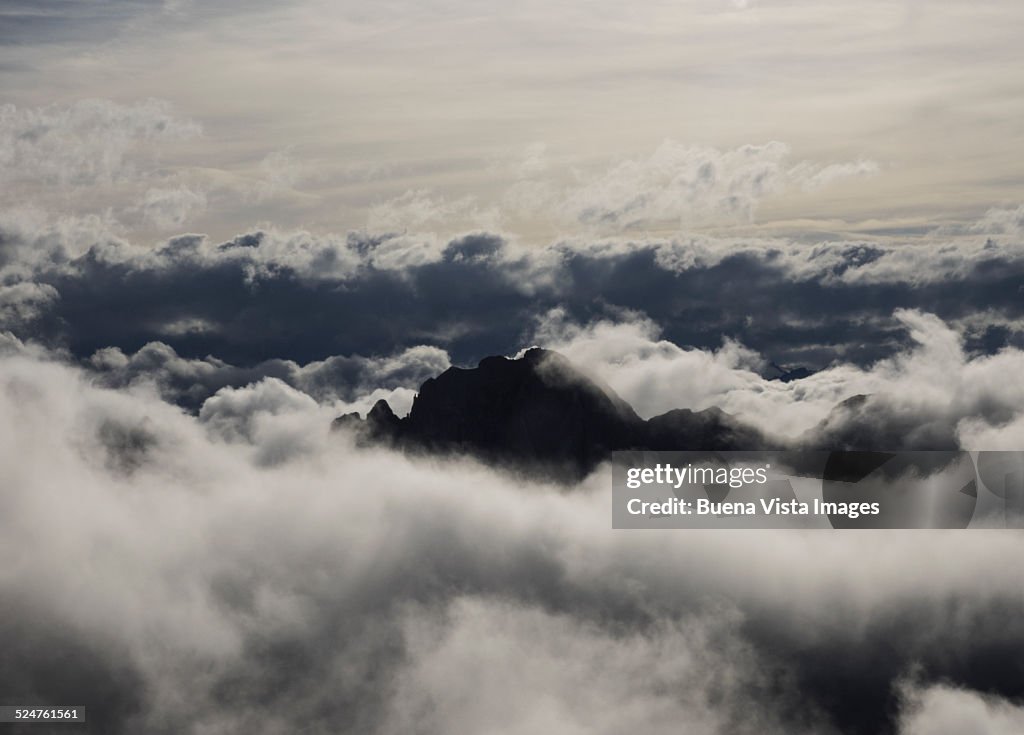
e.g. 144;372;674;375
5;224;1024;371
6;229;547;365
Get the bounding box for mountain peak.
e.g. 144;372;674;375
334;348;770;481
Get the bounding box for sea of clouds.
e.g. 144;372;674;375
2;339;1023;734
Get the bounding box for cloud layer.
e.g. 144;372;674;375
3;217;1024;372
534;307;1024;447
1;344;1023;734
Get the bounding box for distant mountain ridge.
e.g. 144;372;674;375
333;347;769;481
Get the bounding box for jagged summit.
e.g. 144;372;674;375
333;348;768;481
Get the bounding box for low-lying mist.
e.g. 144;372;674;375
1;343;1022;734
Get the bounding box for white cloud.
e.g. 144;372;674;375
533;308;1024;444
558;141;792;229
0;207;128;279
367;189;501;235
2;344;1024;732
138;185;208;229
199;378;331;465
898;684;1024;735
249;147;318;201
0;99;200;190
530;307;766;420
364;141;879;237
0;282;59;328
87;339;451;414
501;140;881;232
792;158;881;192
383;597;770;735
970;204;1024;240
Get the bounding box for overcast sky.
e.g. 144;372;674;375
4;0;1023;242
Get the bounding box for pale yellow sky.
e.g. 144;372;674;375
2;0;1022;244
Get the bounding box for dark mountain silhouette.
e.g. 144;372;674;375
333;347;771;481
769;361;816;383
646;405;766;451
